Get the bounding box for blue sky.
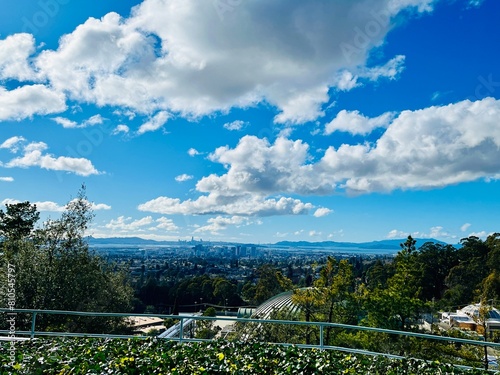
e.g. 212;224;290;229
1;0;499;244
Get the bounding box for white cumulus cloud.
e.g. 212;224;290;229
0;136;26;152
1;198;110;212
2;138;100;176
194;215;250;234
325;110;394;135
139;97;500;217
0;85;66;121
175;174;193;182
113;124;130;134
137;111;170;134
0;0;434;124
387;229;409;239
138;195;313;216
313;207;333;217
223;120;247;131
52;114;104;128
460;223;471;232
0;33;39;81
105;216;154;231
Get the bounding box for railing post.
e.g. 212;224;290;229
179;318;184;344
30;312;37;339
319;324;324;350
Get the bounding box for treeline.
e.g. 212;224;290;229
0;186;133;334
234;236;500;368
2;188;500;367
135;274;243;314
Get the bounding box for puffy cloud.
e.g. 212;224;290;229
138;195;313;216
35;12;153;105
52;117;77;128
460;223;471;232
412;226;453;239
0;177;14;182
105;216;154;231
325;110;394;135
188;148;200;156
91;202;112;210
101;215;178;235
309;230;322;237
0;136;26;152
361;55;406;82
2;138;100;176
137;111;170;134
86;114;104;125
112;124;130;135
140;97;500;216
313;207;333;217
194;215;250;234
199;136;332;195
331;56;406;93
320;97;500;193
175;174;193;182
113;124;130;134
1;0;435;124
155;217;179;231
0;33;39;81
0;85;66;121
52;114;104;128
33;201;66;212
1;199;20;206
388;226;456;240
223;120;247;131
468;231;491;239
387;229;409;239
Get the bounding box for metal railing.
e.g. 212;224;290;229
1;308;499;370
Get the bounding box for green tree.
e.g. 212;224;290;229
444;236;491;306
248;264;293;305
0;201;39;242
365;259;393;290
364;237;425;332
0;186;134;333
486;233;500;273
414;242;458;302
291;257;358;345
196;306;220;339
482;271;500;303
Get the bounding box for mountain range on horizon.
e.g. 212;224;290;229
87;236;450;250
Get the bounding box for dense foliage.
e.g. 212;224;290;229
2;189;500;370
0;186;134;333
0;338;490;375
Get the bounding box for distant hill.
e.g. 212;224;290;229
87;236;449;250
273;238;449;250
87;236;176;246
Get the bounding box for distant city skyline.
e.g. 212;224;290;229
1;0;499;244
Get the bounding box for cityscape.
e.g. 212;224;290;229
1;0;500;372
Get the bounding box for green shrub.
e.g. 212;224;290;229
0;338;490;374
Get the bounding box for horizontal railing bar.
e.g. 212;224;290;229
2;308;499;349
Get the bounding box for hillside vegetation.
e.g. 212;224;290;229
0;338;491;375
